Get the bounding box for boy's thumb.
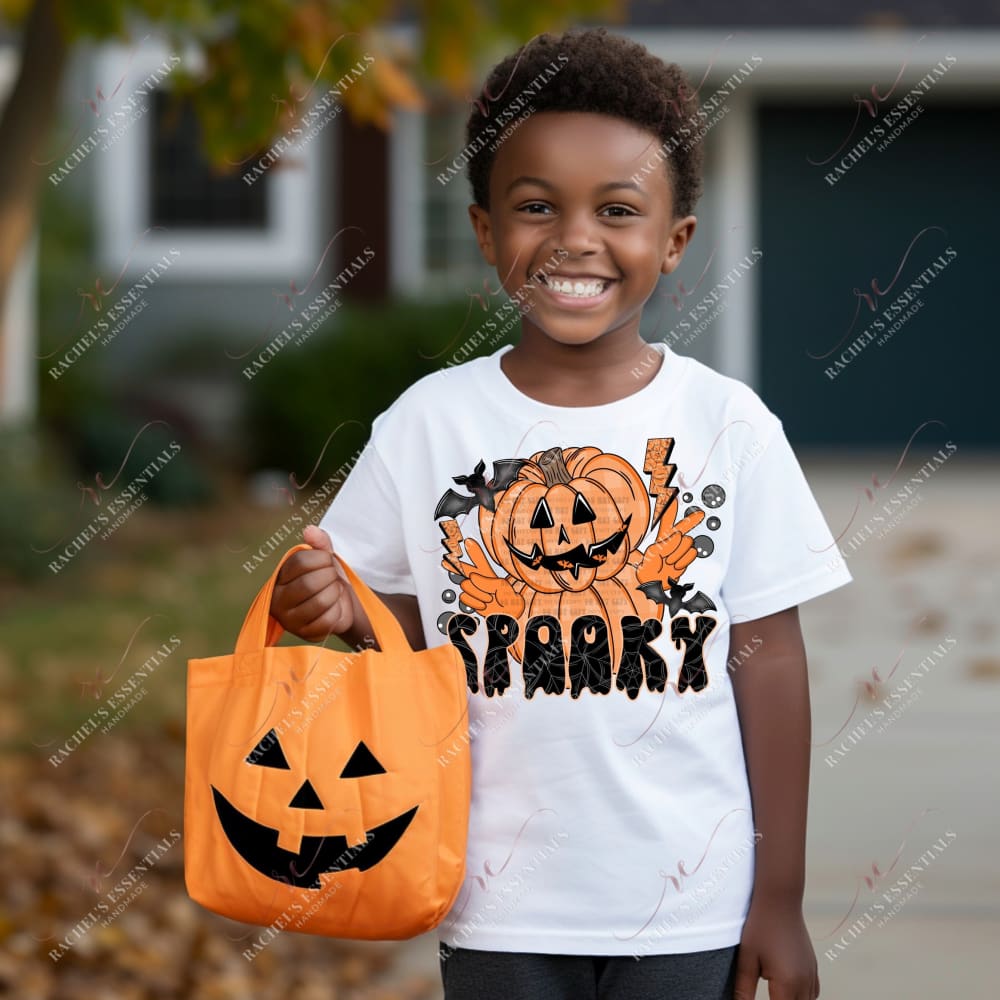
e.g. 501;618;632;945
303;524;333;552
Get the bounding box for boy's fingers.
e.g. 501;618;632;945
765;980;798;1000
297;581;350;635
276;549;337;585
277;564;339;604
303;524;333;551
732;950;759;1000
732;969;758;1000
278;568;342;615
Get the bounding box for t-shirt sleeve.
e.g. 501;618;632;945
316;431;416;596
721;417;852;622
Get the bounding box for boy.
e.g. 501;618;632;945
271;27;850;1000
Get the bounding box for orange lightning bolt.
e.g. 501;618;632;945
644;437;678;531
440;519;466;577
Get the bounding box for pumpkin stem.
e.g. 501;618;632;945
537;447;573;486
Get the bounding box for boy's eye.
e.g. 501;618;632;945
515;203;638;218
518;202;553;215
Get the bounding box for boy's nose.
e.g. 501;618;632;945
556;212;603;255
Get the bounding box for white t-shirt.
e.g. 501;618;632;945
318;341;851;956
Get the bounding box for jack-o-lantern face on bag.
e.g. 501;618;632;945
211;727;418;889
185;545;471;939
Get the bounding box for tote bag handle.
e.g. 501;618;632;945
235;543;414;657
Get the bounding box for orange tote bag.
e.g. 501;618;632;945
184;544;471;940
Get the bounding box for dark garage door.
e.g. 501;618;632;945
757;102;996;448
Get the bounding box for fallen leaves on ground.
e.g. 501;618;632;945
0;723;441;1000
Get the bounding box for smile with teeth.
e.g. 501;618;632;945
539;275;612;298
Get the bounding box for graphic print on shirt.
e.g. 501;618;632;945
432;438;725;699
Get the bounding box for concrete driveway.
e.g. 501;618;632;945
369;453;1000;1000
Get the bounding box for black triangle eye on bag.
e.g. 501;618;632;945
183;543;471;939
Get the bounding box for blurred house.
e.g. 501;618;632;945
19;2;1000;447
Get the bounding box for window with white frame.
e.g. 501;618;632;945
422;101;487;289
149;90;267;229
95;39;325;281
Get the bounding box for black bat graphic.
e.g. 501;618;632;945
434;457;526;519
637;576;717;616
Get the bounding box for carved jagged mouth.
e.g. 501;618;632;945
506;516;631;579
211;786;418;888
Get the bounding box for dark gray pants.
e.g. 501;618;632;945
438;943;738;1000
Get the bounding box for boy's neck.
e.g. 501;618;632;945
500;330;663;407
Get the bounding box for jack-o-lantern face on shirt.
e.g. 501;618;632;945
481;445;650;594
211;728;418;889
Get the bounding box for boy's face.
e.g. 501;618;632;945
468;111;696;350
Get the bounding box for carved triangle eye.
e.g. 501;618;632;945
572;492;596;524
530;497;554;529
340;740;386;778
246;728;290;769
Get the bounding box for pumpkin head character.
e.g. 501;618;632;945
478;446;663;665
480;446;650;592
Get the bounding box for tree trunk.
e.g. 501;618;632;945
0;0;68;418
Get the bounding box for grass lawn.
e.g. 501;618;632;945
0;497;352;753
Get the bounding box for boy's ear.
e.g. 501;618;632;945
468;204;496;266
660;215;698;276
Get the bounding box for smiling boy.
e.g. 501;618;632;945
271;27;851;1000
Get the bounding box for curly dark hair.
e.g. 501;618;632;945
465;27;704;218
